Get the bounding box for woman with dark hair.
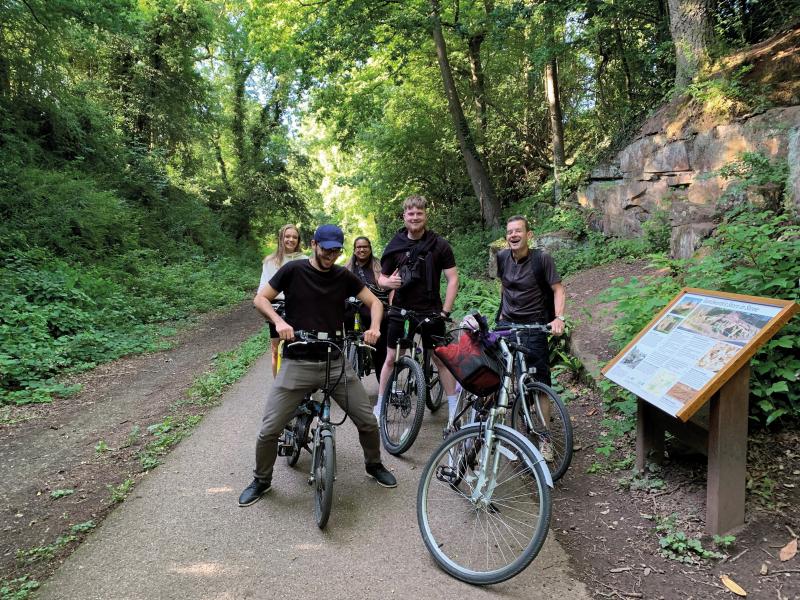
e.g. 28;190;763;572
259;224;306;376
345;236;389;380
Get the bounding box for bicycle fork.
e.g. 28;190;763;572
470;409;505;508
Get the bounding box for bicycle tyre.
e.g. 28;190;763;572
417;425;551;585
285;413;309;467
380;355;426;455
425;358;444;412
511;381;573;481
313;434;335;529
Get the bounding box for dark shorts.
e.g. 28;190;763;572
386;311;446;350
497;320;551;386
268;321;279;340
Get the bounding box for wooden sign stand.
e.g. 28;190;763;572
636;362;750;535
603;288;799;537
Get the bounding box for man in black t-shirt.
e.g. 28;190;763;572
238;224;397;508
496;215;566;387
376;195;460;425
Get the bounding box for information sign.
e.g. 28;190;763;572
603;288;798;421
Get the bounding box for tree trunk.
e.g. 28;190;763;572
544;7;565;203
430;0;500;228
667;0;714;89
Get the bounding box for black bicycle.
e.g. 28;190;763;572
380;308;447;455
277;330;373;528
343;297;373;379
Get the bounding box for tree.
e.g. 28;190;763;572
430;0;499;227
667;0;714;88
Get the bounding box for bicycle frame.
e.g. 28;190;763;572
469;336;554;502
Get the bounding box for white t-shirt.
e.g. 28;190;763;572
258;252;306;299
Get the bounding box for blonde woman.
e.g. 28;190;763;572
259;224;306;376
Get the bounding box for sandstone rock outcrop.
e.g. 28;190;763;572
578;27;800;259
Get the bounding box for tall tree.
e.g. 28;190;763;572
668;0;714;88
430;0;499;227
543;4;565;203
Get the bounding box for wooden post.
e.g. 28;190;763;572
635;399;665;472
706;362;750;535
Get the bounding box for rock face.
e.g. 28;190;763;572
577;26;800;259
578;106;800;258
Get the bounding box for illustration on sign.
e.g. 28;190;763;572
604;292;781;418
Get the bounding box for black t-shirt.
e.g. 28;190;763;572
269;260;364;336
381;230;456;312
496;249;561;323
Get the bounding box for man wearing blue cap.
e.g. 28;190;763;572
240;224;396;507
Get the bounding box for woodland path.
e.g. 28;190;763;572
32;354;588;600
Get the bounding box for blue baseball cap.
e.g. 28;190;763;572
313;224;345;250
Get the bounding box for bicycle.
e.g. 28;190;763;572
380;308;447;455
276;330;373;528
449;323;573;481
417;329;554;585
343;297;373;379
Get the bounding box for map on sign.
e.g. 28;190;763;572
603;289;796;421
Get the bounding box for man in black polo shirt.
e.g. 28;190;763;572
376;195;460;426
496;215;566;460
239;224;397;508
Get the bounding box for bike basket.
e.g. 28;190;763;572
434;328;502;397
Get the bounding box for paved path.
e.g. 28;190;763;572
37;356;590;600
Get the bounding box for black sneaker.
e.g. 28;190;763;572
238;478;271;507
366;463;397;488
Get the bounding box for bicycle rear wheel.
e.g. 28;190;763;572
425;357;444;412
417;425;551;585
511;381;573;481
313;434;335;529
380;355;425;455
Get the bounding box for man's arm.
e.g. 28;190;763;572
442;266;458;314
356;286;383;345
253;284;294;340
548;282;566;336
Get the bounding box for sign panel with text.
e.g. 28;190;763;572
602;288;798;421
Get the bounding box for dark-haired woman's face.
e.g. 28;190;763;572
354;240;372;263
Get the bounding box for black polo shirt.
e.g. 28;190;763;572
496;249;560;323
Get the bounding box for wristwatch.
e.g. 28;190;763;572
441;310;451;318
556;315;566;322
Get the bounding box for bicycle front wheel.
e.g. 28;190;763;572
511;381;573;481
417;425;551;585
313;434;335;529
380;355;426;455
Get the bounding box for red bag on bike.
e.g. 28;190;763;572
434;329;502;397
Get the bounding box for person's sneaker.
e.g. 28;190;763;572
366;463;397;488
238;478;271;507
540;440;554;463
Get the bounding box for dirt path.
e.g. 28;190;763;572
2;261;798;599
1;301;265;585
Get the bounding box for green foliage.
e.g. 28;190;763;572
0;244;257;405
50;489;75;499
653;514;724;563
70;521;96;534
600;194;799;425
94;440;110;454
685;65;770;116
186;328;271;406
138;414;202;471
642;207;672;254
552;232;654;279
0;576;40;600
108;478;134;504
717;151;791;212
713;534;736;550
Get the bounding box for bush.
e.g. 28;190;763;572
600;207;799;426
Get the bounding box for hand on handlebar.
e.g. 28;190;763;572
548;317;565;336
363;327;381;346
275;320;295;341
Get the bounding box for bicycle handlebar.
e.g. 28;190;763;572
494;323;551;334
